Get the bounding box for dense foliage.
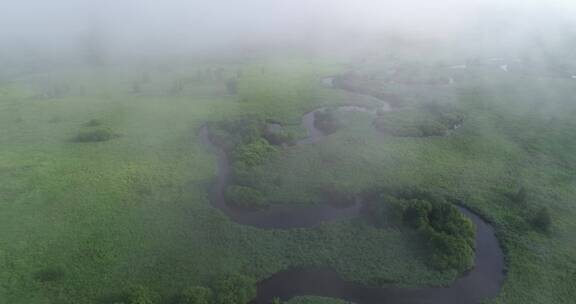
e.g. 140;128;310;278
232;138;277;167
212;274;256;304
224;185;267;209
123;285;160;304
178;286;213;304
208;117;265;152
1;59;574;304
371;191;475;273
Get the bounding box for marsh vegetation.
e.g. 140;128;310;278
0;1;575;304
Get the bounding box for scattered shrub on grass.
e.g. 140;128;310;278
178;286;213;304
419;121;448;137
34;267;65;282
212;273;256;304
74;129;118;143
531;206;552;233
508;186;528;206
225;185;267;209
84;119;102;127
373;103;464;137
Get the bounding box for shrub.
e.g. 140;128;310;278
382;190;476;273
313;108;339;134
509;186;528;206
402;199;432;229
84;119;102;127
225;185;267;209
124;285;159;304
74;129;117;142
373;104;465;137
209;117;265;151
178;286;213;304
429;231;475;271
232;138;276;167
212;274;256;304
428;202;475;242
419;121;447;136
531;207;552;233
34;267;65;282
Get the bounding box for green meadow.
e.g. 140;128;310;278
0;56;575;304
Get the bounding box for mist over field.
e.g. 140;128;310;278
1;1;576;304
2;0;576;60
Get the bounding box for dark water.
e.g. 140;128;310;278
255;208;505;304
199;126;362;229
199;77;505;303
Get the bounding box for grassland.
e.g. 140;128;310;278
0;56;575;304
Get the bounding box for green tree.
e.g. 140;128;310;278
402;199;432;229
225;185;267;209
179;286;213;304
125;285;158;304
429;231;475;272
232;138;276;167
212;274;256;304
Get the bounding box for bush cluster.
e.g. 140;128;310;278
531;207;552;233
262;125;296;146
74;129;117;142
73;119;118;143
370;190;475;273
232;138;277;167
209;117;295;209
114;274;256;304
225;185;267;209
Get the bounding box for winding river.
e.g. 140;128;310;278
199;77;505;303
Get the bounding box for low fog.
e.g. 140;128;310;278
2;0;576;63
2;1;576;304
